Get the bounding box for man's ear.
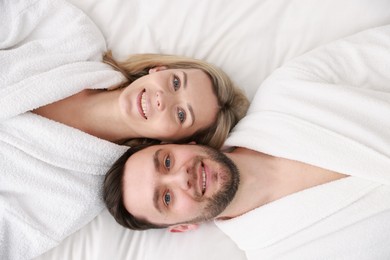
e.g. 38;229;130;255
149;66;168;74
168;223;199;233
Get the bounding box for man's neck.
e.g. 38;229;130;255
217;147;346;220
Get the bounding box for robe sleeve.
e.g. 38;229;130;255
0;0;122;121
227;24;390;184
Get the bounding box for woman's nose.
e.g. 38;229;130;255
155;91;166;111
156;90;178;112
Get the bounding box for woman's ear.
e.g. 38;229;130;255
149;66;168;74
168;223;199;233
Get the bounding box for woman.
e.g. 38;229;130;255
0;0;248;259
33;52;249;149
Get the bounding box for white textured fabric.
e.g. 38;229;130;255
37;209;247;260
225;24;390;182
68;0;390;100
217;25;390;259
0;114;127;260
217;178;390;259
0;0;124;120
35;0;390;259
0;1;244;260
0;0;127;259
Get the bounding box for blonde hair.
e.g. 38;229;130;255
103;52;249;149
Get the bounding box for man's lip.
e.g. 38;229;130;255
137;89;147;119
203;164;209;194
197;162;208;196
197;162;204;196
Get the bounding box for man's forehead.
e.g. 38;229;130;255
130;145;162;160
142;144;193;154
127;144;199;166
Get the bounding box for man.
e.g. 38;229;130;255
104;142;348;228
104;24;390;259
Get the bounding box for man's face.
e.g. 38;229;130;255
122;144;239;228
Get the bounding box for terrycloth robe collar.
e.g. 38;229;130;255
0;0;127;258
218;24;390;259
0;0;125;122
215;177;381;250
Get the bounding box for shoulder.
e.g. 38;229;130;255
2;0;106;59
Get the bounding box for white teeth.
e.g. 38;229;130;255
141;92;147;118
202;167;206;194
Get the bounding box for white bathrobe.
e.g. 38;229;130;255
0;0;127;259
216;25;390;259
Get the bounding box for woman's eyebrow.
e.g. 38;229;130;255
182;71;195;126
182;71;188;89
187;104;195;127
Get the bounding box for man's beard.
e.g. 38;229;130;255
188;145;240;223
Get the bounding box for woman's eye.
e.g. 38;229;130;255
164;156;171;169
164;191;171;206
177;109;186;124
173;75;181;91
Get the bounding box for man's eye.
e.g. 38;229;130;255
164;191;171;206
177;109;186;124
164;156;171;169
173;75;181;91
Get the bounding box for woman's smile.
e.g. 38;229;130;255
137;89;148;119
118;68;218;141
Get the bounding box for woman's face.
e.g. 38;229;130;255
118;67;219;141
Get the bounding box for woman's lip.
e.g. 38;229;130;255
137;89;147;119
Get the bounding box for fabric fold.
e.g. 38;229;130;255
0;0;127;259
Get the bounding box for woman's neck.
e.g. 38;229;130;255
32;89;139;142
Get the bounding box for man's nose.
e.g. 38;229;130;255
166;166;191;191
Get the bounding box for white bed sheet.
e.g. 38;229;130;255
67;0;390;100
37;209;245;260
35;0;390;259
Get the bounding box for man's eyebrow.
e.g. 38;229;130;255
153;149;161;170
182;71;195;127
153;188;163;213
153;148;163;213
